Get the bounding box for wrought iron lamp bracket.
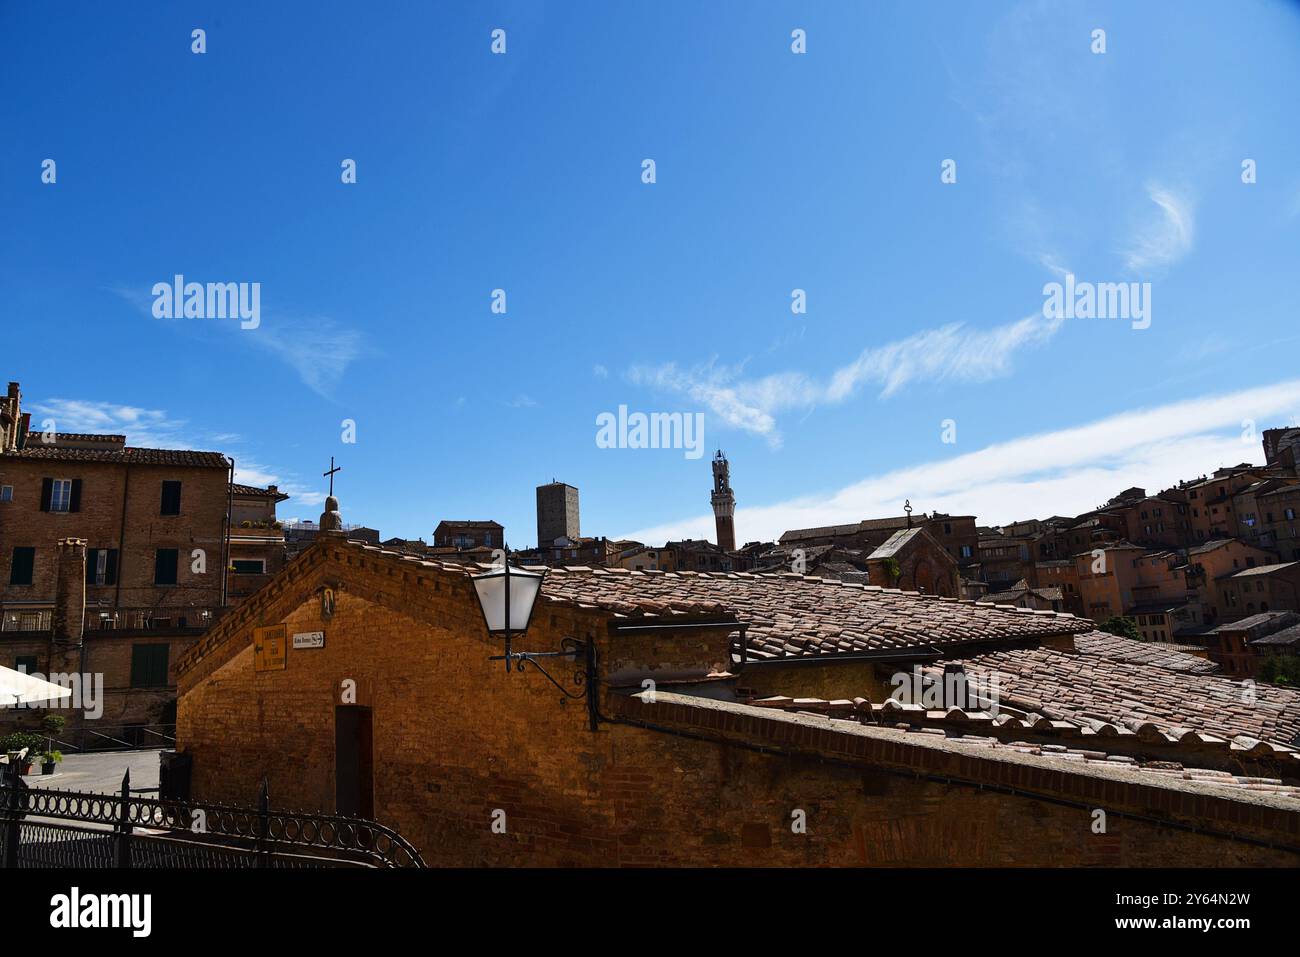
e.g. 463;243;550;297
489;637;599;731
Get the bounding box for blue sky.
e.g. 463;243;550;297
4;1;1300;547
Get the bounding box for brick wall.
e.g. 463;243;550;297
176;545;1299;867
0;459;227;609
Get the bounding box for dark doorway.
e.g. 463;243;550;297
334;705;374;818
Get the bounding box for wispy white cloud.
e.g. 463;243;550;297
108;285;367;399
250;315;367;398
506;395;538;408
629;310;1064;445
619;378;1300;544
1123;184;1195;273
28;397;325;508
28;399;191;449
592;364;609;379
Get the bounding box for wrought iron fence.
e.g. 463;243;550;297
0;765;425;869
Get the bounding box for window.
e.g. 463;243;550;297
0;486;11;502
9;547;35;586
160;480;182;516
130;644;170;688
14;655;38;674
960;545;973;559
41;477;81;513
86;548;118;587
1287;508;1296;521
231;559;265;575
154;548;179;586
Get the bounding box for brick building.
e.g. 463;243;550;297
780;512;979;572
433;520;504;550
227;483;289;604
1204;611;1300;677
1217;562;1300;621
863;527;959;597
175;525;1300;867
0;381;236;730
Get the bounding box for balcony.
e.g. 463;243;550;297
88;606;224;633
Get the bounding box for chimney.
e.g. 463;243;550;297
50;538;87;673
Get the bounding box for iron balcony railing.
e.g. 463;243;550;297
0;606;227;634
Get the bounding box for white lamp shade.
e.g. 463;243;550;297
471;565;545;634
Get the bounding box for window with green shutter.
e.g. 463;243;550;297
130;644;170;688
10;547;35;586
154;548;178;585
160;480;182;516
86;548;119;587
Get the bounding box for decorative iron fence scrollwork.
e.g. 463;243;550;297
0;766;425;869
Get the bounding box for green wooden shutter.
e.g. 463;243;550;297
130;644;170;688
10;547;35;586
154;548;178;585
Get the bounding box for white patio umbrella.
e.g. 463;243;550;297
0;664;73;708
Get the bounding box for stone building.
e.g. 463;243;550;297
536;481;579;547
174;519;1300;867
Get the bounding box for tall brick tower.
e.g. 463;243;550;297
711;450;736;551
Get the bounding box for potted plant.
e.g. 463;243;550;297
39;750;63;775
0;732;44;774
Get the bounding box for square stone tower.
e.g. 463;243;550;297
537;481;580;547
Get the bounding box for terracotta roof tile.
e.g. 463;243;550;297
538;566;1090;659
0;446;228;468
934;644;1300;748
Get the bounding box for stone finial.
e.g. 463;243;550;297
320;494;344;536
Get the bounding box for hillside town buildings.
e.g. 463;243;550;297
171;494;1300;867
7;370;1300;867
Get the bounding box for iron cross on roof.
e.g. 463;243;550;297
324;456;341;496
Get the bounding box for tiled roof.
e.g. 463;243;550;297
1073;631;1218;674
230;483;289;500
866;527;922;559
1207;611;1299;635
937;643;1300;748
1227;562;1299;578
536;566;1091;659
746;696;1300;797
1251;623;1300;648
779;516;910;543
0;446;228;468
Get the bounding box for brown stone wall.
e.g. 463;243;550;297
177;568;1298;867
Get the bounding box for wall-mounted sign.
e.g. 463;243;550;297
253;624;287;672
321;586;336;621
292;631;325;650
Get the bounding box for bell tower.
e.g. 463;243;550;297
711;450;736;552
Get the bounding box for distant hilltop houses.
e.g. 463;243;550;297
7;374;1300;865
5;368;1300;738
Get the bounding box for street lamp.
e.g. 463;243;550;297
469;560;545;670
470;557;598;731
